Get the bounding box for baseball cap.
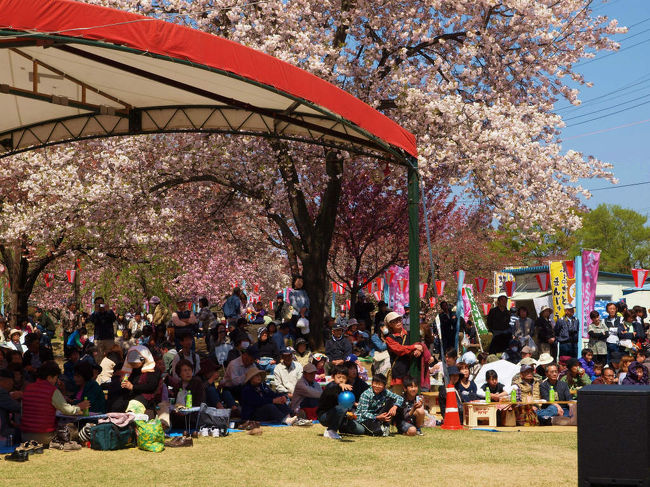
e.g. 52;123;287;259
303;363;317;373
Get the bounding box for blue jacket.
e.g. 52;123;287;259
240;382;283;420
289;289;310;315
223;295;241;319
554;316;579;343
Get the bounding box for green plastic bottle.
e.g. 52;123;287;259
510;388;517;403
485;389;491;404
549;386;555;402
83;396;89;416
186;391;193;408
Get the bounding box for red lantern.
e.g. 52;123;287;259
254;283;260;294
632;268;649;288
429;296;437;308
366;282;374;294
474;277;487;294
435;280;446;296
331;282;339;294
345;300;351;310
504;280;515;297
269;300;274;310
419;283;428;299
338;283;346;295
535;273;550;292
564;260;575;279
373;290;382;301
481;303;492;315
386;270;396;285
66;270;76;283
375;277;384;292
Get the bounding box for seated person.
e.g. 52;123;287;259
311;353;328;382
117;328;137;354
107;346;161;413
22;333;54;381
438;366;463;423
160;341;177;376
79;345;99;367
592;366;617;385
221;346;258;400
398;375;426;436
273;348;303;398
345;354;369;381
62;347;80;395
96;350;123;386
6;329;25;353
346;359;369;403
456;362;478;403
325;323;353;366
251;327;279;373
240;368;297;425
621;361;649;385
212;325;232;367
170;359;205;407
20;361;89;445
272;322;294;351
171;332;201;379
294;338;311;367
578;348;596;379
316;364;363;439
512;364;541;401
477;370;507;401
71;361;106;413
291;363;322;417
537;363;572;425
502;339;522;365
66;327;87;352
0;369;21;443
561;358;591;398
225;337;248;369
197;360;226;409
356;373;404;436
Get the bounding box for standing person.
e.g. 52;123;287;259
88;296;116;361
171;298;198;350
604;302;622;363
513;306;535;353
274;293;289;323
618;310;637;354
383;312;424;392
555;304;579;358
223;288;243;325
197;298;217;353
632;305;647;341
149;296;170;339
288;276;310;337
60;299;80;353
374;301;389;329
535;305;557;359
436;301;458;356
587;310;608;365
353;292;374;333
486;295;512;354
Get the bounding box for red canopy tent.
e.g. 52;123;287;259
0;0;422;344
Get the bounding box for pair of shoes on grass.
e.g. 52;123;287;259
49;440;81;451
164;435;193;447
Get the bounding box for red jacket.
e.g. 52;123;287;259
21;379;57;433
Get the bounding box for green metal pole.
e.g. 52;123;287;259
407;158;420;345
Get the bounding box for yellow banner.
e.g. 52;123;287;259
549;261;576;321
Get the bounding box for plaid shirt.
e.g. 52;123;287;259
356;387;404;422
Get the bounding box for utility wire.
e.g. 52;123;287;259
566;98;650;127
588;181;650;191
563;92;650;121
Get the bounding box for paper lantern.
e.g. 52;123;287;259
373;290;382;301
397;279;409;293
331;282;339;294
429;296;437;308
504;280;515;297
535;273;550;292
419;283;428;299
66;270;76;283
632;268;649;289
269;300;274;310
474;277;487;294
481;303;492;315
387;270;396;285
345;299;351;310
435;280;446;296
375;277;384;292
564;260;575;279
366;282;374;294
254;283;260;294
338;283;346;295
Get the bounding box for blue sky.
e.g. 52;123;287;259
560;0;650;216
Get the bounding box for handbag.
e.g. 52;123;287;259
89;422;135;451
195;403;231;436
135;419;165;452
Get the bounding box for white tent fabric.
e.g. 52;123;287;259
474;359;520;396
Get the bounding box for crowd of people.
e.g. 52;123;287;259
0;279;648;456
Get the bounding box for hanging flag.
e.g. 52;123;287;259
455;270;466;350
455;270;465;282
397;279;408;293
419;282;428;299
435;280;446;296
504;280;515;297
366;282;373;294
254;283;259;294
474;277;487;294
269;300;274;310
564;260;575;279
375;277;384;292
535;273;550;292
632;268;649;288
481;303;492;316
66;270;76;283
429;296;436;308
345;299;351;310
466;287;488;335
76;258;82;271
331;293;336;318
373;290;382;301
44;273;54;288
331;282;339;294
387;270;396;285
338;283;346;295
550;261;570;321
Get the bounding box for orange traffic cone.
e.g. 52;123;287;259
440;383;463;430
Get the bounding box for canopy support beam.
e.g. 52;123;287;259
408;156;420;345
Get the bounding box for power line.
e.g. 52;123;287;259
555;73;650;112
566;97;650;127
563;92;650;121
562;118;650;140
576;36;650;67
588;181;650;191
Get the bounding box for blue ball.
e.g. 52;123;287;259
338;391;355;409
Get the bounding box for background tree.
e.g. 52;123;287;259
569;204;650;272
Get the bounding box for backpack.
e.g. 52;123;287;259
89;422;135;451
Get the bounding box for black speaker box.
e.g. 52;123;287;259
578;385;650;486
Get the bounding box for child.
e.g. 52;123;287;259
316;365;364;439
399;376;425;436
311;353;328;382
456;362;478;402
345;353;369;381
579;348;596;379
356;373;404;436
479;369;507;401
346;359;369;402
592;363;604;381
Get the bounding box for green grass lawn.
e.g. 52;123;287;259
3;425;576;487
